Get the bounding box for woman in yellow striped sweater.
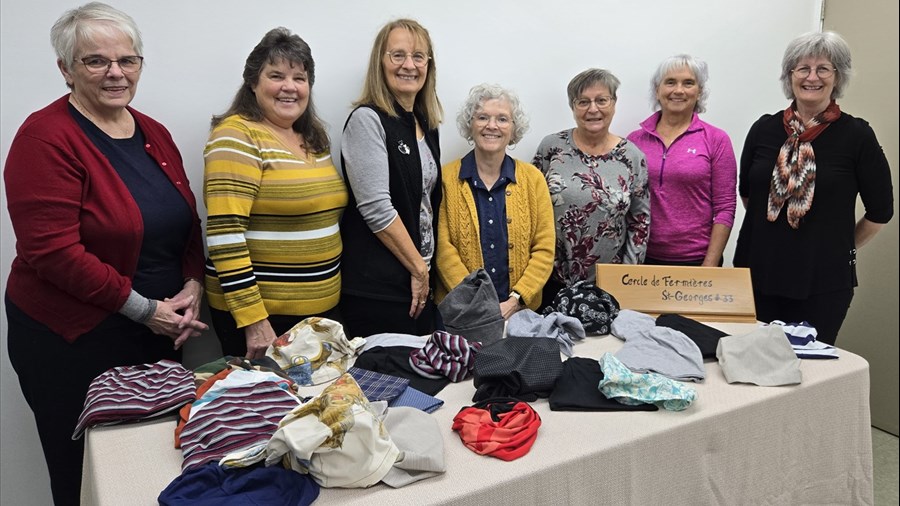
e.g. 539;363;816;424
204;28;347;359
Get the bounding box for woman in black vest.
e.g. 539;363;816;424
339;19;443;337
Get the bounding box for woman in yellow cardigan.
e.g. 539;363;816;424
437;84;555;319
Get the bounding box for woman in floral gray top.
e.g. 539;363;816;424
533;68;650;301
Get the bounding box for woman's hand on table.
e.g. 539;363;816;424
244;319;278;360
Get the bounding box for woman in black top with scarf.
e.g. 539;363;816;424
734;31;893;344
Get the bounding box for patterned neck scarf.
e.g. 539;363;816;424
767;99;841;228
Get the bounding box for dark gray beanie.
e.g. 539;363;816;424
438;269;504;345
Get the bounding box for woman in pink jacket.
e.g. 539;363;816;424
627;54;737;266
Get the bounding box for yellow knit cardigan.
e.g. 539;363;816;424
436;157;555;309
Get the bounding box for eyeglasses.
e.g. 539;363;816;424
80;55;144;74
385;51;430;68
573;96;614;110
791;65;836;79
473;113;512;127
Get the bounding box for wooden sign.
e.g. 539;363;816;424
595;264;756;323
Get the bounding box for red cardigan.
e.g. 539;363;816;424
4;95;204;342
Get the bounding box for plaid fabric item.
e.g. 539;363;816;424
409;331;482;382
472;337;563;402
73;360;195;439
389;386;444;413
348;367;410;402
542;280;620;334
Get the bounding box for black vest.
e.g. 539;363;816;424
340;102;441;301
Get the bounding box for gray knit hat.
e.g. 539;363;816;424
438;269;504;345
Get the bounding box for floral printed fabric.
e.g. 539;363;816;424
267;317;366;386
533;129;650;284
597;353;696;411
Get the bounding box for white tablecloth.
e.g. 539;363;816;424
81;322;874;505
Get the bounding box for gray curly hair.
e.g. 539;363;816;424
456;83;529;145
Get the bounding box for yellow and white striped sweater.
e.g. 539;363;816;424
203;115;347;327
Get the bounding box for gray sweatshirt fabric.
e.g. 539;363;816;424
716;325;802;386
380;406;446;488
611;309;706;382
506;309;586;357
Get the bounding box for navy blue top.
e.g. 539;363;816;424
72;104;191;300
459;151;516;299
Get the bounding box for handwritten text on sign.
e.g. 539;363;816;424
596;265;756;322
620;274;735;304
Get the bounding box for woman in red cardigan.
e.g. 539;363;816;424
3;3;206;504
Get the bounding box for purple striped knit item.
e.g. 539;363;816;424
409;331;482;382
72;360;195;440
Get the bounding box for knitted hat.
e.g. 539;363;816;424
612;309;706;383
438;268;505;345
716;325;802;386
656;313;727;359
549;357;658;412
409;331;482;382
73;360;195;439
598;353;697;411
506;309;585;357
542;280;620;334
472;337;563;402
380;407;446;488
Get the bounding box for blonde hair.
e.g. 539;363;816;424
353;19;443;129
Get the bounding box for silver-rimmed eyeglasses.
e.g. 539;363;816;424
473;113;512;127
791;65;836;79
80;55;144;74
573;96;614;110
385;51;430;68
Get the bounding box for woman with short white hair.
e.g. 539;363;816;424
437;83;554;319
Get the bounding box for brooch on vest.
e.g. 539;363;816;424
398;140;411;155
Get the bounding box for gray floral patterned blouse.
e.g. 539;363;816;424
532;129;650;285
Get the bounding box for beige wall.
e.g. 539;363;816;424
824;0;899;435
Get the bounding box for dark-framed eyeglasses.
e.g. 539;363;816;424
791;65;836;79
79;55;144;74
385;51;430;68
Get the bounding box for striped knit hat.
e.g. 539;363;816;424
409;331;482;382
72;360;195;439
